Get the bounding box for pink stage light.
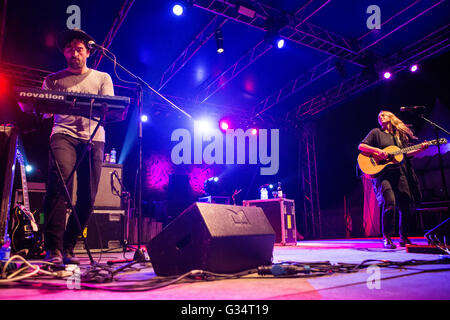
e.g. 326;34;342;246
383;72;392;79
410;64;418;72
220;120;229;131
144;154;174;192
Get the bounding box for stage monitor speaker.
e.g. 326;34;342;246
73;163;122;209
147;202;275;276
426;218;450;245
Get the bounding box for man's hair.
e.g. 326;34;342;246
64;37;90;52
57;28;95;53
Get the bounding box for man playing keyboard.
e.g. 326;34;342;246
42;29;114;264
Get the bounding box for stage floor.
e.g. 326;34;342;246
1;237;449;301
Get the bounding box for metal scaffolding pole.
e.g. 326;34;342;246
299;123;321;239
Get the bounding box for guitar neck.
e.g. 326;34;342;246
16;151;30;211
393;143;424;156
391;138;447;156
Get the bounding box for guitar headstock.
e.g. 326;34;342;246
429;138;448;146
16;149;25;165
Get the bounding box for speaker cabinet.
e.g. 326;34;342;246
147;202;275;276
243;198;297;245
74;209;125;252
73;163;122;209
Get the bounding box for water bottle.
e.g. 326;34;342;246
277;182;283;198
110;148;117;164
260;187;268;200
0;235;11;261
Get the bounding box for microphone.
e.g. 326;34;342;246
400;106;426;112
257;264;311;276
87;40;105;50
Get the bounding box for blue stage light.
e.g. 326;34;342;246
277;39;285;49
172;4;184;16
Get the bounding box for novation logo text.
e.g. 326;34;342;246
19;91;65;101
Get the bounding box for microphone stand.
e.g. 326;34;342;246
93;45;192;270
418;114;450;241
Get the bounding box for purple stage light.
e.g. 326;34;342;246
383;72;392;79
189;166;218;195
410;64;418;72
144;154;174;192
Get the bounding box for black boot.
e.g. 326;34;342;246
399;236;412;247
63;248;80;265
44;249;63;264
383;236;396;249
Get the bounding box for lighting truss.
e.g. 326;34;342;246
192;0;345;104
158;15;228;90
92;0;135;69
192;0;361;63
299;124;321;239
294;24;450;120
252;56;336;117
252;0;446;118
195;39;272;104
0;62;50;87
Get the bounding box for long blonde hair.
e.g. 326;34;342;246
379;110;417;144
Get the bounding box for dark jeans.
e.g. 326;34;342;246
372;169;412;238
43;133;104;252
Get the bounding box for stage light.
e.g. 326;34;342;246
172;4;184;16
410;64;418;72
25;164;33;173
251;128;257;135
219;120;229;131
141;114;148;122
213;177;219;182
276;38;285;49
269;184;274;189
194;118;213;134
237;5;256;18
215;29;224;53
383;71;392;79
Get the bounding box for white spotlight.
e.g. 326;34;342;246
172;4;184;16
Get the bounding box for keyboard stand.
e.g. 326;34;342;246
45;101;106;266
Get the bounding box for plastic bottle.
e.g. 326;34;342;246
277;182;283;198
110;148;117;164
260;187;268;200
0;235;11;261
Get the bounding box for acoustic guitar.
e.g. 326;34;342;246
357;138;447;176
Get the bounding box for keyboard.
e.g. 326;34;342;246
15;87;130;122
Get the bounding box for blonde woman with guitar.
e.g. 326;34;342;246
358;110;429;249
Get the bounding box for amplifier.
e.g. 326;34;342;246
73;163;123;209
243;198;297;245
74;209;125;253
